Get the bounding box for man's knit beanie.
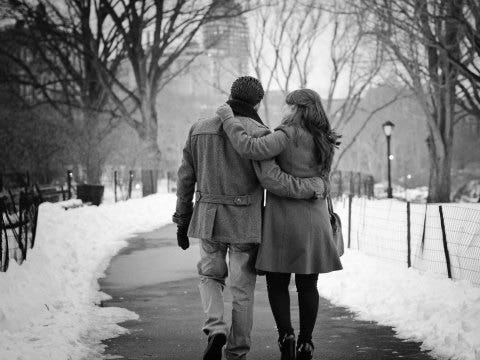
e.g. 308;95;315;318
230;76;265;105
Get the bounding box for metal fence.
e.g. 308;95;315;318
0;191;41;272
335;196;480;286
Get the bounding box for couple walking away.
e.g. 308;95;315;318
173;76;343;360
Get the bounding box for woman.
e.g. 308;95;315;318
216;89;343;360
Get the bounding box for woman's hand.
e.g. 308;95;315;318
275;124;296;140
216;103;234;122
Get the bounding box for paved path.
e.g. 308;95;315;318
99;224;434;360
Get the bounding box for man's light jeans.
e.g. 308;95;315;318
197;239;258;360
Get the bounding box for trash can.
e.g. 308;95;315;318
76;184;104;206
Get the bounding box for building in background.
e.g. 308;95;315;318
163;0;250;97
202;0;250;92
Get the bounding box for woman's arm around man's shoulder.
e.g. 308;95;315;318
216;103;295;161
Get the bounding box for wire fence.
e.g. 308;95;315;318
334;196;480;287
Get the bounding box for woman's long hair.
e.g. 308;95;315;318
284;89;341;175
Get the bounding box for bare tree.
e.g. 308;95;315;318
2;0;252;179
453;0;480;121
319;1;405;171
358;0;466;202
248;0;399;167
0;0;124;183
95;0;249;167
247;0;324;125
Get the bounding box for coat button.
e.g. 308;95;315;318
235;197;241;204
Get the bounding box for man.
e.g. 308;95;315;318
173;76;328;360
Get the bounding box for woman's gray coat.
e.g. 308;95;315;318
218;106;343;274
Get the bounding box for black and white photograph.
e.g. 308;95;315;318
0;0;479;359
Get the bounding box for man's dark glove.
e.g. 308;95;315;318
172;211;193;251
177;225;190;250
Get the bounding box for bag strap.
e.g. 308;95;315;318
327;195;334;216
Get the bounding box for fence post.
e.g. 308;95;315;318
18;193;24;259
167;171;171;193
438;205;452;279
26;171;30;190
0;200;3;271
0;198;10;272
407;202;411;267
349;171;354;195
356;172;362;196
338;172;343;197
348;194;353;248
114;171;118;203
67;170;73;199
128;171;134;199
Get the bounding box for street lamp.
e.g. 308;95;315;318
382;121;395;198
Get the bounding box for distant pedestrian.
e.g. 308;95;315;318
173;77;328;360
216;88;343;360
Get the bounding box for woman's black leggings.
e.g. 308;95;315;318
265;272;319;343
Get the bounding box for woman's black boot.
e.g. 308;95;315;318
278;333;296;360
296;341;314;360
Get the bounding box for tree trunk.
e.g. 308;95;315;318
135;95;162;168
141;138;162;168
426;135;452;202
85;156;103;184
77;145;103;184
137;117;162;168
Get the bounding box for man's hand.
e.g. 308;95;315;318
177;225;190;250
172;212;192;250
216;103;234;122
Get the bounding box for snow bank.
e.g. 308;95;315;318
319;250;480;360
0;193;176;360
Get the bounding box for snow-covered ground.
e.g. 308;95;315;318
326;197;480;360
0;193;176;360
1;193;479;360
319;251;480;360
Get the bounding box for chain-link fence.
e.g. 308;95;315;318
334;196;480;286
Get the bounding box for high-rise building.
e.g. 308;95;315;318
120;1;250;98
203;0;250;76
166;0;250;97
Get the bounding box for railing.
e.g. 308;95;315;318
0;191;41;272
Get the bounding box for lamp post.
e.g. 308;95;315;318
382;121;395;199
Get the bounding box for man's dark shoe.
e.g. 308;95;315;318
203;333;227;360
279;333;296;360
296;341;314;360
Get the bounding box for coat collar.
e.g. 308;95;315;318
226;99;264;125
